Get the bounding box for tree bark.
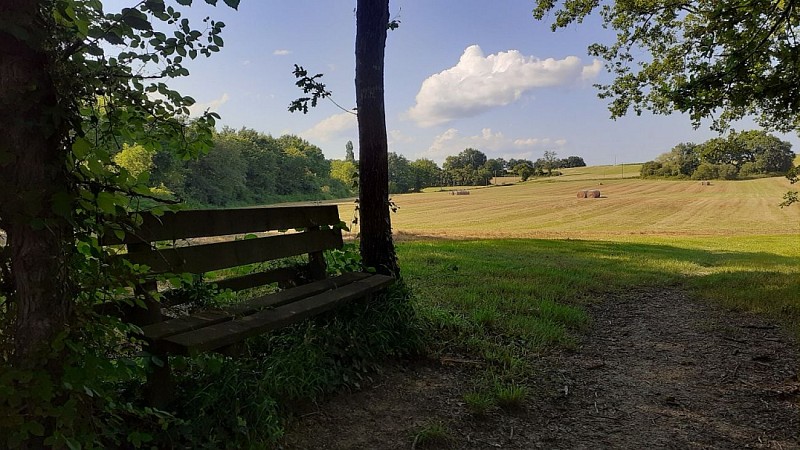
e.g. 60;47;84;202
0;0;74;367
355;0;399;277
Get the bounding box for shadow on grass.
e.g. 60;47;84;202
398;238;800;339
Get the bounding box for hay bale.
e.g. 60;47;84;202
577;190;588;198
457;190;470;195
587;189;601;198
699;181;711;186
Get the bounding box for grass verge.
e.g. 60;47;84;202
399;235;800;393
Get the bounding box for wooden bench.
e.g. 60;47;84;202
101;204;394;405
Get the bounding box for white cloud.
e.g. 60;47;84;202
581;59;602;80
273;49;292;56
388;129;415;146
407;45;601;127
302;112;357;142
424;127;566;163
188;93;230;116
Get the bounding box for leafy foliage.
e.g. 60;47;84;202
641;130;795;180
162;282;421;447
533;0;800;132
1;0;238;447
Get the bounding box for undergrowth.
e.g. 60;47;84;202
157;281;421;447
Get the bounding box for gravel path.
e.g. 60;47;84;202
281;288;800;449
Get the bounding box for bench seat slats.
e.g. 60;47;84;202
102;205;342;245
223;272;372;316
143;310;233;342
142;272;372;341
119;228;343;274
160;274;395;355
212;267;302;292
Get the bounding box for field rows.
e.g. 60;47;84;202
338;177;800;240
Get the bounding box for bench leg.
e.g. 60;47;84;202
145;349;174;409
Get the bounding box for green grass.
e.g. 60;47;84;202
400;236;799;339
463;391;495;415
411;421;453;448
494;382;528;410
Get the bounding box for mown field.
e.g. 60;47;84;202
336;174;799;348
340;174;798;239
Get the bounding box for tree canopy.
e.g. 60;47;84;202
641;130;795;180
533;1;800;132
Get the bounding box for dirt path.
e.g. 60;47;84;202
280;288;800;449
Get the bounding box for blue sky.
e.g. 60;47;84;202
159;0;799;166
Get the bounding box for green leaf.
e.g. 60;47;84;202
27;422;45;437
223;0;240;9
65;437;81;450
176;0;192;4
72;137;91;159
96;192;117;214
204;0;218;5
122;8;153;31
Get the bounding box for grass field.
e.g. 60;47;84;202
333;174;799;380
339;175;798;239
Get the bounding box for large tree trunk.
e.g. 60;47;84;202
0;0;74;368
355;0;399;277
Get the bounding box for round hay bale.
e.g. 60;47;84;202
577;190;588;198
587;189;601;198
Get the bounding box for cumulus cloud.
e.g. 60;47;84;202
424;127;566;162
581;59;602;81
302;112;357;142
188;93;230;116
388;129;415;146
273;49;292;56
407;45;601;127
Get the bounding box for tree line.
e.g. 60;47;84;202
116;127;354;207
117;131;589;205
641;130;795;180
384;148;586;194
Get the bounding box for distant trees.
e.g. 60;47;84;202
641;131;795;180
138;127;354;207
561;156;587;168
388;152;414;194
409;158;441;191
385;150;590;190
443;148;489;186
113;143;154;180
330;159;358;191
539;150;560;175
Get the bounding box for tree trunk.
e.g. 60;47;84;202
0;0;74;368
355;0;399;277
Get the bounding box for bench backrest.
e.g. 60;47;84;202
102;205;345;323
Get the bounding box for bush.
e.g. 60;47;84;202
692;162;720;180
719;163;739;180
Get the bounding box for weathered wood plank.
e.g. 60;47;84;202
224;272;372;316
101;205;342;245
142;273;371;341
161;274;395;355
117;228;343;274
212;267;302;292
142;310;233;341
